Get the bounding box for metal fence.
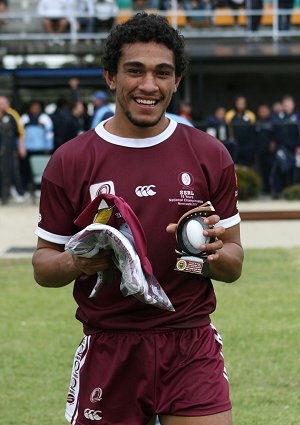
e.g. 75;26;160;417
0;1;300;43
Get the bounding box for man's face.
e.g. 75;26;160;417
235;97;246;112
104;42;181;136
0;97;8;114
30;102;42;115
282;98;295;115
258;105;270;120
215;107;226;121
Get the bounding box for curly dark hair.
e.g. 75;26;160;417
102;12;188;77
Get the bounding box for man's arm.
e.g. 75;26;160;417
32;237;113;288
203;220;244;283
166;215;244;283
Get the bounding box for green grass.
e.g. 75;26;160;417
212;248;300;425
0;259;82;425
1;249;300;424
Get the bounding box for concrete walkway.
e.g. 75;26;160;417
0;198;300;258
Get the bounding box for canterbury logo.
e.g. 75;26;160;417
135;185;156;197
84;409;102;421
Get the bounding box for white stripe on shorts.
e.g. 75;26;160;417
210;323;229;382
65;335;91;425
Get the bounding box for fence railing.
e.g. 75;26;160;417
1;2;300;43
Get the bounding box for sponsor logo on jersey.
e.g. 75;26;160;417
135;185;157;197
84;409;102;421
90;181;115;200
90;387;103;403
178;171;194;188
168;171;202;207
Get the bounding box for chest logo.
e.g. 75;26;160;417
90;181;115;200
135;185;156;197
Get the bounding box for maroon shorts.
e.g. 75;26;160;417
65;324;231;425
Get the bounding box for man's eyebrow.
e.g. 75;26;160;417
123;61;175;71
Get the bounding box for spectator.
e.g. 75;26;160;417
255;104;277;196
206;106;238;162
0;0;8;25
68;78;91;131
181;0;214;27
166;111;194;126
20;100;54;192
90;90;114;129
278;0;294;31
75;0;95;35
271;101;284;120
37;0;73;43
64;100;87;140
0;96;25;204
179;100;193;123
133;0;147;10
50;98;72;149
94;0;119;31
247;0;263;32
271;94;300;198
69;77;82;101
228;0;245;26
225;95;256;166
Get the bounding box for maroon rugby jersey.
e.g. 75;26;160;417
36;118;240;332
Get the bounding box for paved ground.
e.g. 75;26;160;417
1;198;300;258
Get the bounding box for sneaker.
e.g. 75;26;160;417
10;186;27;203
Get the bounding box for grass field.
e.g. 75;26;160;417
1;248;300;425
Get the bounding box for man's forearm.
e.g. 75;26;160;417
208;242;244;283
32;248;80;288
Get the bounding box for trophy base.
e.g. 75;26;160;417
175;256;209;276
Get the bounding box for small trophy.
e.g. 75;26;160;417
174;201;215;276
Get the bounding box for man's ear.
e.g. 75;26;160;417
174;75;182;93
103;70;116;91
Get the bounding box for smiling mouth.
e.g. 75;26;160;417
135;98;158;106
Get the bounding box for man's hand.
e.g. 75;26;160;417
71;249;113;276
166;214;225;262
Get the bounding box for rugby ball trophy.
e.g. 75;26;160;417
174;201;215;277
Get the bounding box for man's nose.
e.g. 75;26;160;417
139;73;158;91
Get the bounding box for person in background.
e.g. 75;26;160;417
50;98;72;150
64;100;87;140
20;100;54;192
278;0;294;31
0;96;25;203
271;94;300;198
37;0;73;44
255;104;277;197
68;77;93;131
271;100;284;120
94;0;119;31
247;0;263;33
0;0;8;25
179;100;193;123
32;12;243;425
228;0;245;26
89;90;114;128
165;111;194;126
206;106;238;163
75;0;95;36
225;94;256;166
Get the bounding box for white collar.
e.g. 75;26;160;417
95;117;177;148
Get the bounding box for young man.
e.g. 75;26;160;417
32;13;244;425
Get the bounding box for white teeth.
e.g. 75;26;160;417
136;99;156;105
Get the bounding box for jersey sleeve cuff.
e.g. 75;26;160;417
35;227;73;245
217;212;241;229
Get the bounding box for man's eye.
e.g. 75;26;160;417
157;71;171;77
128;69;142;74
